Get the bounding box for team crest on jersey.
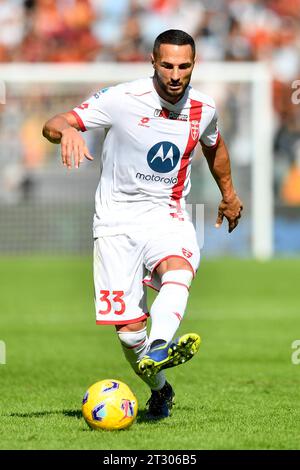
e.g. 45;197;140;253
190;120;200;141
182;248;193;258
147;141;180;173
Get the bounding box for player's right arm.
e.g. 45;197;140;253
42;112;94;169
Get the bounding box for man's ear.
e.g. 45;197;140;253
150;53;155;67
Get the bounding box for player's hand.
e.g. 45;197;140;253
61;127;94;169
215;192;243;233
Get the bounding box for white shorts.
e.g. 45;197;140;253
93;222;200;325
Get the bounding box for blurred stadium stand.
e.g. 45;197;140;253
1;0;300;256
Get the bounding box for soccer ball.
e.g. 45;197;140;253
82;379;138;430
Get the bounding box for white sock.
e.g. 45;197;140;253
117;328;166;391
148;270;193;346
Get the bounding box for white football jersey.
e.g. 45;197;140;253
72;77;219;237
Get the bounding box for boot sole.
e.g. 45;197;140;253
139;333;201;377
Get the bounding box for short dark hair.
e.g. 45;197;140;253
153;29;195;59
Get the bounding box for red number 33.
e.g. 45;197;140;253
99;290;126;316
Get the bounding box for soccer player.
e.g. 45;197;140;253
42;29;243;420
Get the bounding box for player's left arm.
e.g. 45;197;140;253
201;135;243;233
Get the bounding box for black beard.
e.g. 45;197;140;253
153;71;190;101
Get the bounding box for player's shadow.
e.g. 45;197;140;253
62;409;82;419
136;408;162;424
10;408;175;425
9;409;82;419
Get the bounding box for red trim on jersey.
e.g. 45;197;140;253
96;312;149;325
70;110;86;132
161;281;189;291
202;102;216;109
142;255;195;292
170;100;202;208
169;199;184;221
125;91;152;97
200;131;220;149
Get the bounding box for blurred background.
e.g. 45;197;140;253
2;2;300;451
0;0;300;257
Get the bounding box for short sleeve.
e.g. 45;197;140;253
71;87;116;132
200;109;220;149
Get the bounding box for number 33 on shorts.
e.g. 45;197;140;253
98;290;126;316
93;235;149;325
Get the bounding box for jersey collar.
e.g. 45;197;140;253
150;76;190;109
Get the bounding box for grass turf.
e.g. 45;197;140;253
0;257;300;449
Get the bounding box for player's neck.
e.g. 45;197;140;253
152;76;185;105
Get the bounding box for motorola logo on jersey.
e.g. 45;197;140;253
147;141;180;173
136;172;178;184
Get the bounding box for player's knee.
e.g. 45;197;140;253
156;258;194;277
160;269;193;290
117;327;147;350
116;320;147;333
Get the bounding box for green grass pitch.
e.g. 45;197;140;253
0;257;300;450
